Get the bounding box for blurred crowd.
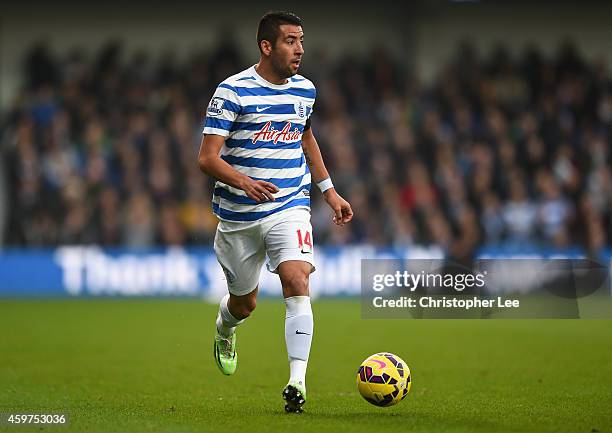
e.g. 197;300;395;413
1;39;611;257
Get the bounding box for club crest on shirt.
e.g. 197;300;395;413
294;100;306;118
207;97;225;116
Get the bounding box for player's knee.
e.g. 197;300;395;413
281;271;309;296
234;297;257;318
228;291;257;319
244;296;257;314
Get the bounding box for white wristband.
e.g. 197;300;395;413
316;178;334;193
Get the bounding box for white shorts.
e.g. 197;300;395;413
213;207;315;296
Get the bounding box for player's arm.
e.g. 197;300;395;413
198;134;279;203
301;127;353;225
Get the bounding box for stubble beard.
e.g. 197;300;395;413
271;55;295;79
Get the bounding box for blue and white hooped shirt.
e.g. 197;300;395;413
203;65;316;222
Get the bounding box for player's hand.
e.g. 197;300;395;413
323;189;353;226
239;177;280;203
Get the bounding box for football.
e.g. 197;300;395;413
356;352;411;407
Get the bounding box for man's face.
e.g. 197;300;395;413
270;24;304;79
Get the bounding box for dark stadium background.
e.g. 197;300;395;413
2;0;611;254
0;2;611;432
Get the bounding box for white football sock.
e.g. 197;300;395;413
285;296;313;387
216;294;244;337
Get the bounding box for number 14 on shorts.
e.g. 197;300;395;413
296;229;313;253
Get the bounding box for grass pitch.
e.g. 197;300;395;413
1;299;611;433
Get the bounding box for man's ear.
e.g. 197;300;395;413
260;40;273;56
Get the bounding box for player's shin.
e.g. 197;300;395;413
216;294;245;337
284;296;313;387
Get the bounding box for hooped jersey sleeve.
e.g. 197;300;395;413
202;83;242;137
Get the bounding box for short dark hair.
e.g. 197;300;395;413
257;11;302;52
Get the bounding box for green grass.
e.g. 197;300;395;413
1;299;611;433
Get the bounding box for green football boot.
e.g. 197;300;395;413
282;381;307;413
213;331;237;375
